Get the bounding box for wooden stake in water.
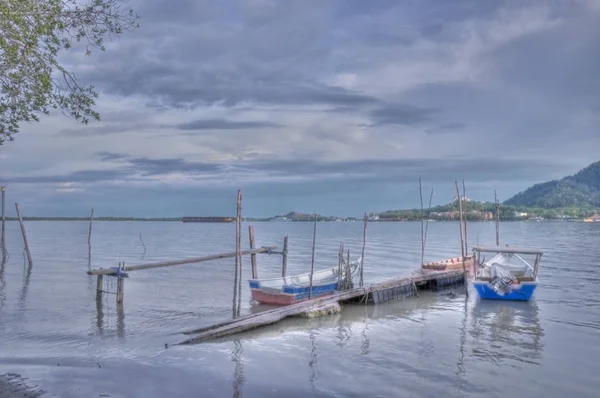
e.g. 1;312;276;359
494;190;500;246
309;215;317;299
1;186;6;262
462;179;468;255
423;188;434;261
88;208;94;246
360;213;368;287
455;181;468;296
281;235;288;277
248;225;257;279
233;190;243;317
15;203;32;267
419;178;425;266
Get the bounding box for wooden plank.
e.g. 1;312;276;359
177;269;464;344
87;246;277;275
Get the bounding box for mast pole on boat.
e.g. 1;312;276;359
309;214;317;299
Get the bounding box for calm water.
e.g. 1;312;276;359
0;220;599;397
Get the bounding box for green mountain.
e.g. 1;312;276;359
504;161;600;208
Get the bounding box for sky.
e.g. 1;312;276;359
1;0;600;218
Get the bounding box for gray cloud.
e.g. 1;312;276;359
175;118;282;131
95;151;130;162
366;103;438;127
2;156;571;186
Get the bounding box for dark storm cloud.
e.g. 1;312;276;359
175;118;282;131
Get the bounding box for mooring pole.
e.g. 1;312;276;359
88;208;94;246
15;203;32;267
308;215;317;299
1;186;6;262
419;178;425;266
116;262;125;304
494;190;500;246
455;181;468;297
281;235;288;277
462;179;468;255
234;190;243;317
96;274;104;298
248;225;257;279
360;213;367;287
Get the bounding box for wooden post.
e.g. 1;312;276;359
248;225;257;279
233;190;242;317
96;274;104;297
346;249;351;289
419;178;425;266
494;190;500;246
116;262;124;304
360;213;367;287
455;181;468;296
1;186;5;262
88;208;94;245
15;203;32;267
337;242;344;289
423;188;434;263
308;215;317;299
281;235;288;277
462;179;468;255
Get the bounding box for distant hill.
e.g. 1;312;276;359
504;161;600;208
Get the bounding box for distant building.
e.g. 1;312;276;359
593;213;600;221
368;214;380;221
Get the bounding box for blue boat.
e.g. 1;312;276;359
471;245;543;301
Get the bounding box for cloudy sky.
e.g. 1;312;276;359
1;0;600;217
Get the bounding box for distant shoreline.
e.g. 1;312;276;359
0;217;592;222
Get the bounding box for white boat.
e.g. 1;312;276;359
248;257;361;305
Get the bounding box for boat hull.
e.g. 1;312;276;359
249;281;338;305
472;281;536;301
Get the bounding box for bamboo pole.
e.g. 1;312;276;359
419;178;425;266
236;191;243;317
281;235;288;277
360;213;367;287
346;249;351;289
494;190;500;246
309;215;317;299
87;246;276;275
88;208;94;246
455;181;468;296
423;188;434;262
233;190;242;318
462;179;468;255
1;186;5;262
15;203;32;267
248;225;257;279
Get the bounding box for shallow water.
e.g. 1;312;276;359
0;220;599;397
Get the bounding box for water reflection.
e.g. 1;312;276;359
309;329;318;389
469;299;544;365
93;285;126;339
17;261;33;311
231;339;245;398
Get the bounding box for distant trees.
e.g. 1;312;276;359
0;0;139;144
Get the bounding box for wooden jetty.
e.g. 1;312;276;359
177;269;465;344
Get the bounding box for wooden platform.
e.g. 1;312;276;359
177;269;465;345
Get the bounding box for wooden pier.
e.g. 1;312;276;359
177;269;465;345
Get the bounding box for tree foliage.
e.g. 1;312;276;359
505;161;600;208
0;0;139;144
